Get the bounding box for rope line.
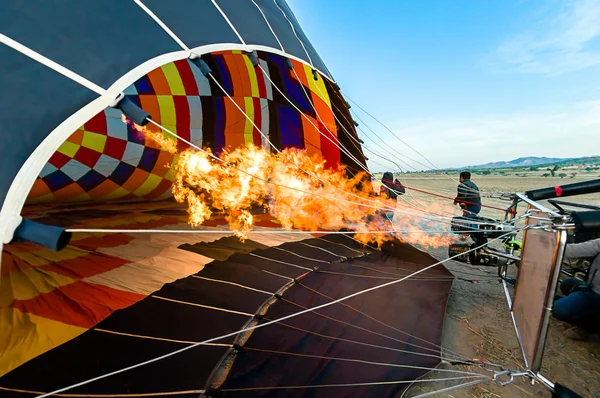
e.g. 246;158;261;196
93;329;232;347
278;297;466;361
152;296;252;317
65;228;504;235
191;276;274;295
0;387;205;397
263;316;463;362
245;346;485;377
36;230;518;397
219;375;489;392
249;253;313;271
273;246;331;263
408;378;491;398
297;283;473;363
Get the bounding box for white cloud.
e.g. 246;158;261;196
494;0;600;75
365;100;600;170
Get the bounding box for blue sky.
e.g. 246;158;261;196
288;0;600;170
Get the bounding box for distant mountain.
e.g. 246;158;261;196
464;156;571;169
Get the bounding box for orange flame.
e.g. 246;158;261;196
126;117;460;248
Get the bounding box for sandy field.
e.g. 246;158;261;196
386;175;600;397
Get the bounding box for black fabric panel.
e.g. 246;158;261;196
180;236;268;261
222;245;453;396
214;0;281;50
143;0;243;48
0;235;448;397
0;0;180;89
0;329;225;397
197;258;288;294
226;251;306;280
96;294;248;343
160;276;268;315
0;45;98;209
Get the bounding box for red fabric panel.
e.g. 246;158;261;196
173;96;191;152
11;281;145;328
174;59;199;96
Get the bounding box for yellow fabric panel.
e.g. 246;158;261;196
81;131;107;153
9;245;87;268
304;64;331;106
0;307;86;377
56;141;80;158
161;63;186;95
156;95;177;134
133;174;163;197
243;55;260;97
0;267;75;306
244;97;255;143
100;187;131;202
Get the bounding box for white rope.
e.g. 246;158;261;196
191;276;274;295
210;0;246;45
261;269;295;280
145;103;503;228
251;0;285;51
273;247;330;263
220;375;489;392
319;270;454;281
268;319;465;363
0;34;105;95
345;95;484;195
143;118;398;216
36;229;518;397
249;252;313;271
65;228;495;235
315;237;369;255
299;242;346;258
133;0;190;51
94;328;232;347
140;120;478;229
257;64;369;176
207;74;421;220
246;347;485;377
304;73;450;215
279;296;466;360
296;282;474;363
152;295;252;317
272;0;313;66
259;61;459;221
408;378;490;398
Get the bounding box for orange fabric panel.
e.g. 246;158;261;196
11;281;145;328
147;67;171;95
68;129;84;145
301;114;322;158
121;169;151;192
139;95;162;126
223;54;245;97
28;179;52;199
224;97;247;150
290;59;310;87
39;252;130;279
312;94;336;134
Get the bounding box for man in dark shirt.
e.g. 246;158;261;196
454;171;481;217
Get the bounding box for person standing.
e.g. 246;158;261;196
454;171;481;217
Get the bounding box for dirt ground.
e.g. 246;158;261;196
394;176;600;397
